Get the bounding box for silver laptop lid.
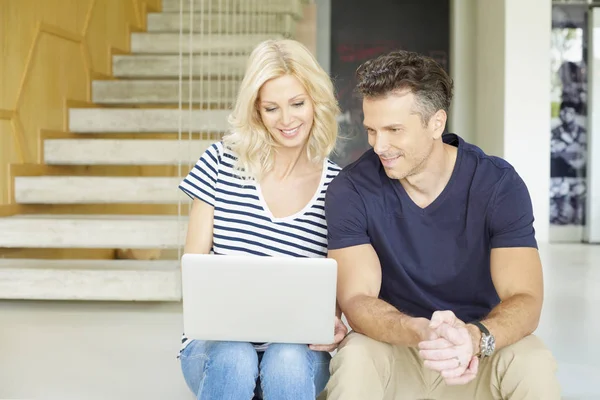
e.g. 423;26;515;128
181;254;337;345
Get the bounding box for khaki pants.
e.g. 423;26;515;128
318;332;560;400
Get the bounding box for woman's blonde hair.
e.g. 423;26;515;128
222;39;340;181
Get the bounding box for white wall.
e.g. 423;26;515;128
0;300;192;400
449;0;476;143
315;0;331;75
474;0;506;158
503;0;551;243
450;0;551;243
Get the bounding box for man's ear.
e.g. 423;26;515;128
429;109;447;140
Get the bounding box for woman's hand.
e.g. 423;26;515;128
309;316;348;352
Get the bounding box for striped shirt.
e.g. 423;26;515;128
178;141;341;352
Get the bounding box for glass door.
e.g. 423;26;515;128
550;3;588;242
585;6;600;242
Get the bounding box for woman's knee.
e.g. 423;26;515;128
180;340;259;393
261;343;330;380
207;341;259;375
260;344;330;398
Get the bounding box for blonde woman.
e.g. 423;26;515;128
178;39;347;400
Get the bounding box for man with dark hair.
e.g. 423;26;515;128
319;51;560;399
551;101;587;178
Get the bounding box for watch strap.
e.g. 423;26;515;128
469;320;490;336
469;320;495;358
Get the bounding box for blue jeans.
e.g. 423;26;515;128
180;340;331;400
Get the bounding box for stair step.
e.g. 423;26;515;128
68;108;229;133
44;139;213;165
131;33;281;54
14;176;186;204
112;54;247;79
92;80;239;105
0;215;186;249
0;259;181;301
147;12;295;35
162;0;303;18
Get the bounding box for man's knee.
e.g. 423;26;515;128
495;335;557;373
320;333;395;400
493;335;560;396
329;332;396;381
333;332;389;366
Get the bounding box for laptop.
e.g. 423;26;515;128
181;253;338;345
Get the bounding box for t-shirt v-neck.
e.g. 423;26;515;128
390;140;463;216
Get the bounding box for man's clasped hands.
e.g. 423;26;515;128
415;310;481;386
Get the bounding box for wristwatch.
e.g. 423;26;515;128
469;320;495;358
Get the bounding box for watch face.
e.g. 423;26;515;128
482;335;496;356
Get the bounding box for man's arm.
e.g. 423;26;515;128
330;243;432;347
466;247;543;352
325;173;435;347
466;169;544;352
418;169;544;384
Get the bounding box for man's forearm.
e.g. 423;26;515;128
344;294;422;347
468;293;542;352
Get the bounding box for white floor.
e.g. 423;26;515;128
535;243;600;400
0;243;597;399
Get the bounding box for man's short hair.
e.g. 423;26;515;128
559;101;578;112
355;50;454;126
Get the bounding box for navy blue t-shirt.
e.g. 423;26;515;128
325;133;537;323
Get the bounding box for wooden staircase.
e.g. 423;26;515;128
0;0;307;301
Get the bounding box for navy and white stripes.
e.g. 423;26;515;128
179;142;340;259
